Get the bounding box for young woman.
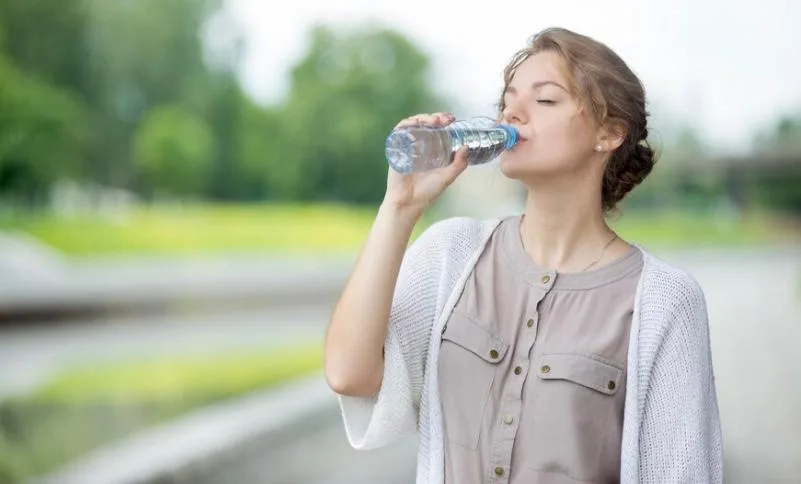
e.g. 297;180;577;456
324;27;723;484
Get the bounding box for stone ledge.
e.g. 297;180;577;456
30;373;337;484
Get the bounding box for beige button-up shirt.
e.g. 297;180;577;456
438;215;643;484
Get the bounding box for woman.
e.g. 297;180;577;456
324;27;723;484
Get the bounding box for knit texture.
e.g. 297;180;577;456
337;216;723;483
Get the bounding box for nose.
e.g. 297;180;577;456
502;101;526;126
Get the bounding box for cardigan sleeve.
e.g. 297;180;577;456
639;276;724;483
337;219;452;450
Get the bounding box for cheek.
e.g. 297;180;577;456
529;123;575;157
542;112;582;139
537;115;593;153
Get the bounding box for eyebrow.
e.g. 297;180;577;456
505;81;568;94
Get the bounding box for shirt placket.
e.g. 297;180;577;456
488;271;556;482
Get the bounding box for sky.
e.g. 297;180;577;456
226;0;801;154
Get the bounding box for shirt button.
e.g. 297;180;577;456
608;381;616;390
526;318;535;328
541;274;551;284
489;349;499;359
494;466;505;476
502;415;514;425
540;365;551;374
514;366;522;375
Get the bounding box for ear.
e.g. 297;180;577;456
596;119;627;152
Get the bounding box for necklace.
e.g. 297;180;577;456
581;234;619;272
518;216;619;272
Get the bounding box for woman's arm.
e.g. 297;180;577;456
324;202;422;397
324;111;467;399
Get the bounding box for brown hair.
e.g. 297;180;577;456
498;27;656;212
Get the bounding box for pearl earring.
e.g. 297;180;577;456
595;144;603;152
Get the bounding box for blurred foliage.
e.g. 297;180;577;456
132;105;215;198
621;120;801;216
0;56;87;204
755;115;801;155
0;342;322;483
275;25;440;203
0;0;798;218
0;0;442;207
748;115;801;213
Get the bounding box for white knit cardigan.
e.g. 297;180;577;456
337;216;723;483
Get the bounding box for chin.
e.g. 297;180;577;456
499;152;559;180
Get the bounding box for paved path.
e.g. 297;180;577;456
0;247;352;315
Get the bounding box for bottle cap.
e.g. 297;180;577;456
498;124;519;150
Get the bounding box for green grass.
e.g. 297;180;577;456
610;210;789;248
0;342;323;484
0;203;793;257
0;203;387;257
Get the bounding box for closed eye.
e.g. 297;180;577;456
537;100;556;105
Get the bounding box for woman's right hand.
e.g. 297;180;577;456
383;112;469;218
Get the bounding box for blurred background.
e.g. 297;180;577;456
0;0;799;483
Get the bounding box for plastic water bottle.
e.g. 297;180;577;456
384;116;519;173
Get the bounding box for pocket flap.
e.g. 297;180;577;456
537;353;623;395
441;312;508;363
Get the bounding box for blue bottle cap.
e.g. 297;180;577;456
498;124;519;150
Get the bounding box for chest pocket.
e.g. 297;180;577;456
438;311;508;449
523;352;625;482
537;353;623;395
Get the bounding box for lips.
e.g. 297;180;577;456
510;127;528;147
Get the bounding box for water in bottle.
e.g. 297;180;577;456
384;116;519;173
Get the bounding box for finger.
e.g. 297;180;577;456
395;113;435;129
433;112;455;125
395;112;456;130
441;147;469;184
394;117;417;129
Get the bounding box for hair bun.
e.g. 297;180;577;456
603;141;656;212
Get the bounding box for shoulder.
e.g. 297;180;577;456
399;215;504;292
411;215;502;257
636;246;709;331
634;248;716;388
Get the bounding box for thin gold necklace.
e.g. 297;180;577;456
519;216;619;272
581;234;619;272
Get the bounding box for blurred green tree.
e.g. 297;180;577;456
0;0;444;205
0;0;88;95
132;105;214;198
620;124;717;211
81;0;224;188
237;103;287;200
0;56;87;205
750;115;801;213
270;24;446;204
0;0;226;197
754;115;801;154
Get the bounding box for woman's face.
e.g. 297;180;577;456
498;51;603;181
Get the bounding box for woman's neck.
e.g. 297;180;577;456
518;175;621;272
